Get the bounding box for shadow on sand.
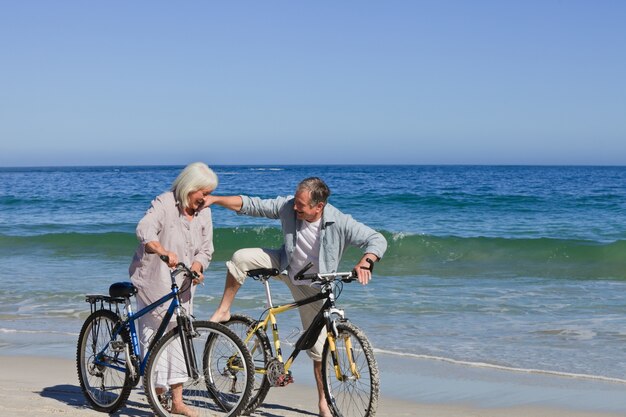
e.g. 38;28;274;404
40;384;316;417
250;402;317;417
40;384;157;416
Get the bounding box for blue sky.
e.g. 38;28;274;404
1;1;625;166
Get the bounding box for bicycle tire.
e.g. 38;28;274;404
76;309;132;413
144;320;254;417
322;320;380;417
223;314;273;414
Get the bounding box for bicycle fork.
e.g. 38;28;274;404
325;310;361;382
177;314;200;380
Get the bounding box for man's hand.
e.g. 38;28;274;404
203;195;243;212
354;255;377;285
204;195;219;207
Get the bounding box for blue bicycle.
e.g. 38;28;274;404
76;258;254;417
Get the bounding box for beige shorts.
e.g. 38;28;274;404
226;247;326;361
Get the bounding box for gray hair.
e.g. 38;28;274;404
296;177;330;207
171;162;218;209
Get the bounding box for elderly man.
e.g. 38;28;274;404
207;177;387;417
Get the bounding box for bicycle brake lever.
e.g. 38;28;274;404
294;262;314;280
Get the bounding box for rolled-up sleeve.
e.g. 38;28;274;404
136;195;166;244
193;209;214;270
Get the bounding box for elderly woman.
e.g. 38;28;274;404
129;162;217;417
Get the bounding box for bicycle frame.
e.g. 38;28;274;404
93;274;191;378
246;278;346;376
224;266;378;417
128;289;181;374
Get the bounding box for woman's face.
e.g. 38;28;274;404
187;187;213;212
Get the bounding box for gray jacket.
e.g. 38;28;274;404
239;195;387;274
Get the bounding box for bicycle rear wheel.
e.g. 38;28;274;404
144;320;253;417
322;321;379;417
223;314;272;414
76;309;132;413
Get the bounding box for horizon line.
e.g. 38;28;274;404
2;162;626;169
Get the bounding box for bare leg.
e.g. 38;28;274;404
209;271;240;322
170;383;198;417
314;360;332;417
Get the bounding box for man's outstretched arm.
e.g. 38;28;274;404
205;195;244;212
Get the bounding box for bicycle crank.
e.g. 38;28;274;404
266;359;294;387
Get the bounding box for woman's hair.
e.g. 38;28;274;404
296;177;331;207
171;162;218;209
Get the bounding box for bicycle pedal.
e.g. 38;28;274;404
110;340;125;352
277;372;294;387
158;393;172;411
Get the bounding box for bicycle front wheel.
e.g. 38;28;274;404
76;309;132;413
144;320;254;417
322;321;380;417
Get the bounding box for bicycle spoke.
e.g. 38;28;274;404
77;309;132;413
143;321;254;417
323;322;379;417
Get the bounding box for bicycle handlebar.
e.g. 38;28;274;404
245;259;375;283
293;258;374;283
159;255;199;279
295;270;358;283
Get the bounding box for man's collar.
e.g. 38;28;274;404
320;204;337;229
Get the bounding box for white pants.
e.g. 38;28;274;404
137;298;189;388
226;247;326;361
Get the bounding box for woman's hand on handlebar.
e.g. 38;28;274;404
146;241;178;267
160;255;204;285
163;251;179;268
190;261;205;286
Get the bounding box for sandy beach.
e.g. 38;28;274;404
1;355;625;417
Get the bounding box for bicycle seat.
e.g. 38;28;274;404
247;268;280;277
109;282;138;298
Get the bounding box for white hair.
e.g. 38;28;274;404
171;162;218;209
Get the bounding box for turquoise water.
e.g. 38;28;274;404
1;165;626;385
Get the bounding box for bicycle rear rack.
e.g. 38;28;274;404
85;294;126;316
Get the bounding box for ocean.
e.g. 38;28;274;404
2;165;626;392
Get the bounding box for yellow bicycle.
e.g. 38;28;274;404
224;262;379;417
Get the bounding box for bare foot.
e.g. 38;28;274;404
170;402;198;417
209;310;231;323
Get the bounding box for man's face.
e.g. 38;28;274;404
294;190;324;222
